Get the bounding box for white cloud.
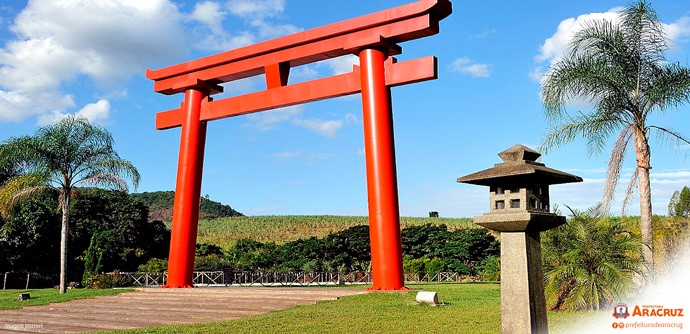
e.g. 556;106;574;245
345;113;360;124
293;118;343;138
194;0;299;52
534;9;622;67
190;1;227;36
226;0;284;19
450;57;492;78
534;8;690;80
246;105;303;131
37;99;111;126
76;99;111;124
250;19;301;39
664;16;690;47
0;0;187;123
245;105;353;138
273;150;301;159
318;55;359;75
468;29;497;40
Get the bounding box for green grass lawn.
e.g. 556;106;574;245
99;283;500;334
96;283;516;334
0;288;131;310
1;284;602;334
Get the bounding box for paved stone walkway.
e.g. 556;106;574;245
0;287;366;333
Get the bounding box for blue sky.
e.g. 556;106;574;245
0;0;689;218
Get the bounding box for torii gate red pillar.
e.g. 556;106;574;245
359;48;405;289
147;0;452;290
165;88;208;288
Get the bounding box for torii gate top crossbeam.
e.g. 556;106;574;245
147;0;451;93
147;0;451;130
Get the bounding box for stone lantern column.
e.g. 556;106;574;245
457;145;582;334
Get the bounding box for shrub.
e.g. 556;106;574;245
477;255;500;281
138;258;168;273
424;258;446;277
542;204;644;311
82;271;128;289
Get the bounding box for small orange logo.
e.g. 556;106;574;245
613;303;630;319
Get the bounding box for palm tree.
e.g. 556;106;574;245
0;116;140;293
540;0;690;276
542;204;644;311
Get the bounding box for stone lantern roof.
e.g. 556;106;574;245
456;144;582;186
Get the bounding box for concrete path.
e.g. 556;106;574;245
0;287;366;333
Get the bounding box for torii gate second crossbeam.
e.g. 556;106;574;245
147;0;452;290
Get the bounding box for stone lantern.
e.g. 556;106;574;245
457;144;581;334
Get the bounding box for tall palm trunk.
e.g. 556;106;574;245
59;193;70;294
634;128;654;278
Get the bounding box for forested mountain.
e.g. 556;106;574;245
131;191;243;221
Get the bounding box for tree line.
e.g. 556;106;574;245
141;224;501;280
0;188;169;288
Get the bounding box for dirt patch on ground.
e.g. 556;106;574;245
0;287;366;333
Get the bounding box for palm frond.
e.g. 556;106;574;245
644;64;690;114
602;125;634;213
620;169;639;217
0;173;49;217
621;1;667;65
76;172;129;192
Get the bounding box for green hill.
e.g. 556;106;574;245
131;191;243;221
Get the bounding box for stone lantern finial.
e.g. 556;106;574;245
497;144;541;163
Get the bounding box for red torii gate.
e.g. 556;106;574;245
147;0;452;290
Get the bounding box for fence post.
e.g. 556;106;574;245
3;272;7;290
25;272;30;290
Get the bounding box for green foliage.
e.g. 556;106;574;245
196;243;224;256
542;204;645;311
401;224;499;275
195;242;232;271
0;116;140;293
403;258;429;276
208;224;497;276
81;230;115;284
477;255;500;281
137;258;168;273
195;254;231;271
131;191;243;221
0;189;169;286
652;215;690;276
82;271;128;289
669;186;690;217
0;196;60;274
539;0;690;277
403;258;446;277
70;188;170;274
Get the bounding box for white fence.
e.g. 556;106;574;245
114;271;477;287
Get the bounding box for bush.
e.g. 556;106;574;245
477;255;500;281
403;258;429;276
138;258;168;272
542;204;644;311
195;254;231;271
425;258;446;277
82;271;128;289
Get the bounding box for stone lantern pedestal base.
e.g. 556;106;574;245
500;231;548;334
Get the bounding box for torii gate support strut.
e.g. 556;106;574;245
147;0;452;290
